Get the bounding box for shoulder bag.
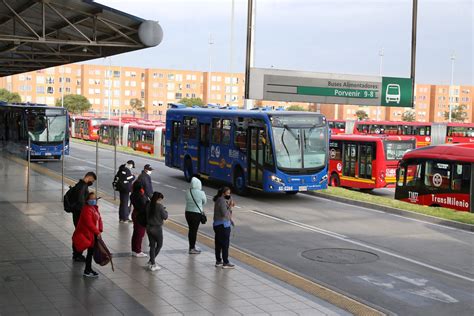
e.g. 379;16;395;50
190;189;207;224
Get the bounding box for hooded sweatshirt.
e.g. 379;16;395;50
185;177;207;213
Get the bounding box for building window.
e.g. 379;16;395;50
167;74;175;81
47;87;54;94
36;86;44;94
175;93;182;99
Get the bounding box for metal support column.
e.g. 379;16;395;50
61;137;65;201
27;137;30;203
114;138;117;200
410;0;418;108
244;0;256;109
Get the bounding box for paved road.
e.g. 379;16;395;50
40;142;474;316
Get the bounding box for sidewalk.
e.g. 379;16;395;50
0;155;351;316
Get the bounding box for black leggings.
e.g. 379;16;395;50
185;212;201;250
147;225;163;265
214;224;231;264
85;247;94;272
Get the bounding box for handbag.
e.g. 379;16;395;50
190;189;207;224
93;237;115;271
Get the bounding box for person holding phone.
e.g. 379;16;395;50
212;187;235;269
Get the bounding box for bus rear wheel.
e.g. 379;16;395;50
285;191;298;195
233;168;248;196
329;173;340;187
184;158;193;183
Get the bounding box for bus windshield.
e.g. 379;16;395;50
272;118;327;170
384;141;414;160
28;113;67;143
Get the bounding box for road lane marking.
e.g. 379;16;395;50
358;276;394;289
250;210;474;283
164;184;177;189
388;273;428;287
406;286;458;303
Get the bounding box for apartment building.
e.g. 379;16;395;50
0;63;472;123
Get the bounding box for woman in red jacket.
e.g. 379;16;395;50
72;192;103;278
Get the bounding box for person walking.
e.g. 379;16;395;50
136;164;154;199
213;187;235;269
116;160;135;222
146;192;168;271
130;181;148;258
185;177;207;254
72;192;103;278
70;172;96;262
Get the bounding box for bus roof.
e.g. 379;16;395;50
355;120;431;126
0;102;65;111
166;107;325;118
331;134;416;142
402;143;474;163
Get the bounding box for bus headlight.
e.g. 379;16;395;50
271;175;284;184
319;175;328;184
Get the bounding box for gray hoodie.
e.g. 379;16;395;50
213;196;232;223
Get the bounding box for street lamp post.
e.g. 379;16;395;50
229;0;235;106
244;0;256;110
207;33;214;105
448;53;455;122
377;48;384;121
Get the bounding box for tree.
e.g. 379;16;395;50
130;98;145;113
180;97;204;107
286;105;305;111
55;94;91;114
355;110;369;121
0;88;21;103
402;110;416;122
444;104;467;122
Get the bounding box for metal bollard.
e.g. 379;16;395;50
114;138;117;200
27;137;31;203
95;139;99;195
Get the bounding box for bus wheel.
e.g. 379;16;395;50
329;173;340;187
360;188;373;193
184;158;193;182
285;191;298;195
233;168;248;196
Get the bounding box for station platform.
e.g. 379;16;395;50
0;154;350;316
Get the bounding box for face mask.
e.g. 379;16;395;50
146;170;152;175
87;181;93;186
224;195;231;200
87;200;97;206
126;164;132;169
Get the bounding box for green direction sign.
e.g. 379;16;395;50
248;68;414;107
381;77;413;107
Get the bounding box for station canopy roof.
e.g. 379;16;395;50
0;0;162;77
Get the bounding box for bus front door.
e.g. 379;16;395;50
171;121;181;168
248;127;264;189
198;123;210;175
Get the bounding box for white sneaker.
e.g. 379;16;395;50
150;264;161;271
132;252;148;258
189;248;201;254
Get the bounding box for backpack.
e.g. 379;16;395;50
112;165;125;191
63;184;79;213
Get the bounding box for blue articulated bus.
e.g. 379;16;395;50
0;102;69;160
165;107;329;195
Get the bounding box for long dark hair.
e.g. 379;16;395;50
132;181;143;193
213;186;230;202
150;192;164;213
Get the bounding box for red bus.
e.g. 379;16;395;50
395;143;474;212
71;116;106;141
352;121;432;147
127;122;165;156
445;123;474;144
328;120;346;134
329;134;416;190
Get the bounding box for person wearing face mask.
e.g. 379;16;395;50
72;192;103;278
212;187;235;269
136;164;154;199
70;172;96;262
117;160;136;222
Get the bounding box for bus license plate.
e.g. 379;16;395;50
299;186;307;191
44;153;51;156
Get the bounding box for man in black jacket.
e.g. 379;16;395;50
136;164;154;199
118;160;136;222
72;171;97;262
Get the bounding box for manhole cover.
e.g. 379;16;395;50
302;248;379;264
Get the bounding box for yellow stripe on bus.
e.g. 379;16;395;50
340;176;376;184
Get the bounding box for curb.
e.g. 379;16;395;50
5;153;385;316
311;192;474;232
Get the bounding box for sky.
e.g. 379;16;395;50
95;0;473;85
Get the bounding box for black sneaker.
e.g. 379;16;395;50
215;261;223;267
222;263;235;269
83;270;99;278
73;255;86;262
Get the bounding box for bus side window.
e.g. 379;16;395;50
183;117;198;140
234;128;247;150
451;164;470;193
424;161;450;189
405;163;422;187
222;119;232;145
200;124;209;145
397;167;405;187
211;118;222;143
329;140;341;160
